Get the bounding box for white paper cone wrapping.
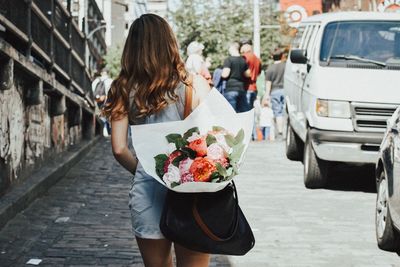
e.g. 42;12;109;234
131;89;254;192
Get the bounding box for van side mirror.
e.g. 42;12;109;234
290;49;307;64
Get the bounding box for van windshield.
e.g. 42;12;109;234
320;21;400;66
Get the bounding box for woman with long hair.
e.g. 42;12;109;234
103;14;211;267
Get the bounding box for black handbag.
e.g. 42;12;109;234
159;182;255;255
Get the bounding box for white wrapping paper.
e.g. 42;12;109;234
131;88;254;192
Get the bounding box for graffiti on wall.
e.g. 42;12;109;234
0;83;25;178
25;95;51;164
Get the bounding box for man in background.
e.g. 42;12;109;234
240;41;262;110
265;49;286;139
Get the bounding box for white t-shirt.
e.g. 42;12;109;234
259;106;274;127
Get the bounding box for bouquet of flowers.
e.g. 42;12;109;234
131;88;254;192
155;127;245;188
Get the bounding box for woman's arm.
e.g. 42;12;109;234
111;115;138;174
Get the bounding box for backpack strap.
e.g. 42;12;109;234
184;78;193;119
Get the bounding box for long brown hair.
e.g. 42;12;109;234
103;14;189;122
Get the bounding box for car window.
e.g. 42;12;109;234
301;25;314;50
306;25;320;61
291;26;306;49
320;21;400;65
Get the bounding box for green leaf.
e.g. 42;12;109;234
215;163;227;177
166;133;182;144
210;171;220;181
183;127;200;140
175;138;188;149
212;126;226;132
206;134;217;146
226;167;233;177
154;154;168;178
224;134;235;147
171;182;180;188
171;154;186;167
181;147;197;159
229;143;245;164
234;129;244;145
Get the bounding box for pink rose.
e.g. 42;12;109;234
212;157;229;168
206;143;226;160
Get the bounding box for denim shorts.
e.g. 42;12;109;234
271;89;285;117
128;163;167;239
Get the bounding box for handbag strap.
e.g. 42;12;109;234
184;78;193;119
192;181;240;242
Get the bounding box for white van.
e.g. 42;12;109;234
284;12;400;188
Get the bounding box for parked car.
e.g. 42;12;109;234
284;12;400;188
375;107;400;253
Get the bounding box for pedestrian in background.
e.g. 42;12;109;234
265;49;286;139
104;14;211;267
240;41;262;109
92;68;112;137
212;65;226;94
259;97;274;141
185;41;213;86
221;42;251;113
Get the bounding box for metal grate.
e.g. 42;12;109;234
71;56;84;88
33;0;52;19
31;12;51;54
54;2;69;42
54;37;69;74
71;25;85;60
351;103;398;132
0;0;28;34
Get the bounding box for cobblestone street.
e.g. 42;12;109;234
0;139;399;266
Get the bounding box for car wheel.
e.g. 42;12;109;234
303;132;328;189
376;171;400;252
285;122;303;161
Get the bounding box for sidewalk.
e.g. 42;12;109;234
0;139;230;266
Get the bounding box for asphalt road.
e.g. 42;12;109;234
229;140;399;266
0;139;399;266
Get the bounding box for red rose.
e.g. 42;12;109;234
189;157;217;182
164;150;181;173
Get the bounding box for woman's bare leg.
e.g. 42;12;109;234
174;243;210;267
136;237;173;267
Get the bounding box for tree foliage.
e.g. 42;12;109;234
170;0;288;68
103;45;123;79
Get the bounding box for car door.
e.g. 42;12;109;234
391;116;400;223
285;25;306;120
293;24;319;139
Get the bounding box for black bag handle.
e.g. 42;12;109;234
192;181;240;242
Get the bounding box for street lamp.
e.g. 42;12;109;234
86;23;107;39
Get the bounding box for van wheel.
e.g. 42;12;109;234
286;123;303;161
303;133;328;189
376;171;400;253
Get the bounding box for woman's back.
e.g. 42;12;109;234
128;83;186;125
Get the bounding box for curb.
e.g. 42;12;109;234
0;136;102;229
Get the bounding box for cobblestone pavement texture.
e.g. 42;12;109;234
0;139;399;266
